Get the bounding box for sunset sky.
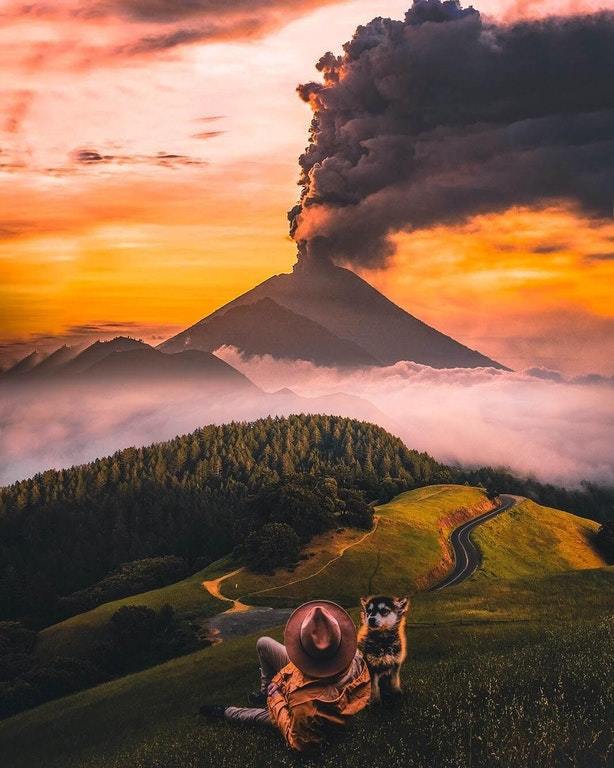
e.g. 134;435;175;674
1;0;613;375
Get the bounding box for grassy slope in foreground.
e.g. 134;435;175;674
1;566;612;768
1;488;613;767
227;485;494;607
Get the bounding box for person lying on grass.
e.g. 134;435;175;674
200;600;371;751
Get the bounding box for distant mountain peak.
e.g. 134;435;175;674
161;263;507;370
94;336;147;347
4;350;46;376
29;344;82;374
0;335;258;393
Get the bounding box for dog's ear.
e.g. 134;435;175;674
394;596;410;614
359;596;368;622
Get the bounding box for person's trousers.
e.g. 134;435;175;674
223;636;289;724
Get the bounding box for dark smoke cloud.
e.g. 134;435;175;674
289;0;614;267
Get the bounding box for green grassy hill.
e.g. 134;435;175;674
2;486;612;768
36;485;492;659
227;485;494;607
2;566;612;768
36;567;227;661
471;498;606;580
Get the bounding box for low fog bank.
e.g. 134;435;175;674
0;381;386;486
1;352;612;488
216;348;614;488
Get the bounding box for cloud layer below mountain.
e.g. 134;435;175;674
0;378;386;485
216;348;614;487
1;352;612;488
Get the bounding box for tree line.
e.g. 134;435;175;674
1;414;612;628
0;415;450;626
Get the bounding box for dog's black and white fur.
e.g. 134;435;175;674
358;595;409;703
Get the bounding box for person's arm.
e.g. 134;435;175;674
267;683;320;751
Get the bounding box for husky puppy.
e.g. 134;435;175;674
358;595;409;703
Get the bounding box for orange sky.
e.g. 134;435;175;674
1;0;613;374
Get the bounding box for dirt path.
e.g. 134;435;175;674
202;567;249;613
247;516;380;598
412;486;450;501
201;518;380;639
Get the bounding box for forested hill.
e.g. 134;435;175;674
0;415;450;624
1;414;611;627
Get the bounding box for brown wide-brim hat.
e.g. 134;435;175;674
284;600;357;679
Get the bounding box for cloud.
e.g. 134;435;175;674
67;147;208;170
502;1;614;22
531;243;569;254
114;26;219;56
0;0;341;70
0;148;209;177
1;346;612;487
585;251;614;262
63;321;142;334
573;372;614;386
1;89;33;134
526;367;614;386
215;346;614;486
525;367;565;383
0;377;389;485
102;0;318;24
191;130;225;140
289;1;614;267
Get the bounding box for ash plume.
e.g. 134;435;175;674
288;0;614;268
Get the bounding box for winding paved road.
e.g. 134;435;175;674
430;494;520;591
203;495;521;638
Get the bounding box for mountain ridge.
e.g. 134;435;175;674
0;336;256;393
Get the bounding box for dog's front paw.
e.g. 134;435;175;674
381;687;403;709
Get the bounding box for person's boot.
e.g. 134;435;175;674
247;690;267;707
199;704;226;720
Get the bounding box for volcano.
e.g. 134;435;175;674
159;296;377;367
160;261;506;369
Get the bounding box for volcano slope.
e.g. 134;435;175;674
1;485;612;768
160;261;506;370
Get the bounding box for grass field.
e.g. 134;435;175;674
4;485;612;767
38;485;491;658
226;485;494;607
471;498;605;580
2;566;612;768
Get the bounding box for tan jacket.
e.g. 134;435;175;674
267;652;371;751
